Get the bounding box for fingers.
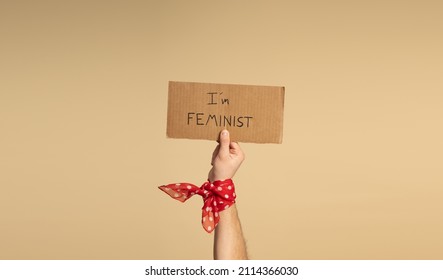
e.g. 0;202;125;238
218;129;230;156
229;141;245;160
229;141;241;151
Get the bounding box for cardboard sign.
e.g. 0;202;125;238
166;81;285;143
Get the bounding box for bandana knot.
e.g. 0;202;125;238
158;179;236;233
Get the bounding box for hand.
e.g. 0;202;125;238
208;129;245;182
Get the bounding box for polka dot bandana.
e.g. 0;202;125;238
158;179;236;233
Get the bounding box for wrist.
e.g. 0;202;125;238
209;176;227;182
208;169;231;182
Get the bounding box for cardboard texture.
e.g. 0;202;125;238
167;81;285;143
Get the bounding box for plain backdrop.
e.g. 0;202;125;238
1;0;442;259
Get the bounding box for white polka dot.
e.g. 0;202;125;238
191;192;195;195
210;184;214;187
233;193;236;197
202;217;206;222
164;187;170;191
215;212;218;217
209;216;213;221
227;185;232;190
174;193;180;198
175;183;181;186
224;194;229;199
224;205;229;210
187;185;192;189
213;201;217;206
219;201;224;204
208;207;212;212
207;226;212;231
217;187;222;191
206;207;210;212
203;190;208;194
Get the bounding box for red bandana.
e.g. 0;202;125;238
158;179;236;233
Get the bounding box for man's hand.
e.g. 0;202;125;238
208;129;245;182
209;129;248;259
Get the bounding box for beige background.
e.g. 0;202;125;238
1;0;442;259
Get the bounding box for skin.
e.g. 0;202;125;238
208;129;248;260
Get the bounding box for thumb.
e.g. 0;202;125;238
218;129;230;156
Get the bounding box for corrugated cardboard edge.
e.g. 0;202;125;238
278;86;285;144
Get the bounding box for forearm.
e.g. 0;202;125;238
213;204;248;260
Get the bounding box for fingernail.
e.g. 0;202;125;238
222;130;228;136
